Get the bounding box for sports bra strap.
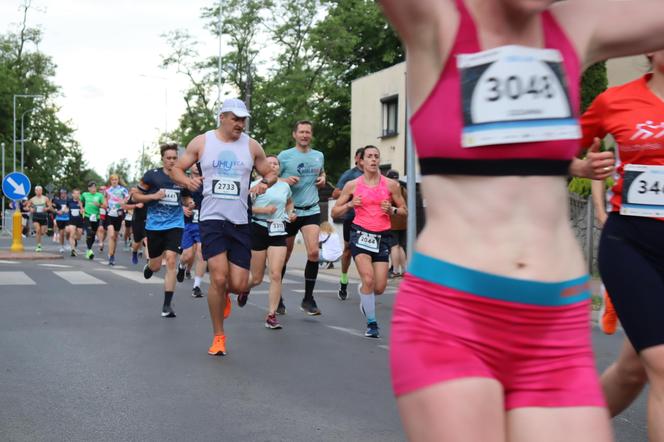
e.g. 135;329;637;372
450;0;480;53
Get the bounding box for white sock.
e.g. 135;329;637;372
194;276;201;288
359;290;376;324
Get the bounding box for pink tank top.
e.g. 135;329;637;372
410;0;582;176
353;175;392;233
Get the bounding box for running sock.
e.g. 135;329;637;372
281;264;287;281
340;273;349;285
194;276;201;288
304;260;318;301
164;291;174;307
86;233;95;250
360;291;376;324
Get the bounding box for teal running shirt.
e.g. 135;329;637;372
277;147;324;217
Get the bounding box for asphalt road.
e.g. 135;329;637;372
0;238;649;442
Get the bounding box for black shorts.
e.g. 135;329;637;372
33;215;48;226
132;216;146;243
124;219;132;229
105;215;123;231
343;217;354;243
391;229;407;250
599;213;664;352
199;220;251;269
251;222;287;251
68;217;84;229
56;220;69;230
286;213;321;237
146;228;183;259
84;218;100;235
349;225;391;263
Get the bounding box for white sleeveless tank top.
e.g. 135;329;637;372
199;130;254;224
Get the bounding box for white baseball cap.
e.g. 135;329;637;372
219;98;250;118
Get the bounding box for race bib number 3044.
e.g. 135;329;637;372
457;45;580;148
621;165;664;217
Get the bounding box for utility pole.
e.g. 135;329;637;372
13;94;43;172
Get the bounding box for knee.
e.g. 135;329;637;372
211;274;227;290
307;250;319;262
269;269;282;282
361;274;375;290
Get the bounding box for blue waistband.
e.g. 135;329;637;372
408;252;590;307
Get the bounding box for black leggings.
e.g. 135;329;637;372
598;213;664;352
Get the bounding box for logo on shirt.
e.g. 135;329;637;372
212;150;246;174
630;121;664;140
296;162;321;176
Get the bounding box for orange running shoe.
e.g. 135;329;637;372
224;290;231;319
208;335;227;356
599;287;618;335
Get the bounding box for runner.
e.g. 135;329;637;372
582;52;664;434
171;98;277;356
176;163;206;298
97;185;108;254
66;188;84;256
331;146;407;338
52;188;71;254
376;0;664;440
247;154;295;329
278;120;326;316
104;175;129;266
132;143;185;319
123;208;133;252
385;169;407;277
80;181;105;260
332;147;364;301
27;185;51;252
125;193;146;265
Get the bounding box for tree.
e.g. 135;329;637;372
106;158;133;186
0;2;91;198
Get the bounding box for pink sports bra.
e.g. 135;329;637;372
410;0;582;176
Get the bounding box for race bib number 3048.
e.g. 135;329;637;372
621;165;664;217
457;45;580;148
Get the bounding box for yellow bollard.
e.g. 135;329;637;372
10;208;24;252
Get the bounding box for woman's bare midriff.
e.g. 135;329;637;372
415;174;587;282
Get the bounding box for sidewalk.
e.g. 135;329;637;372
0;235;63;260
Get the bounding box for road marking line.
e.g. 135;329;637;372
53;271;106;285
0;271;36;285
326;325;365;338
39;263;72;268
290;271;359;284
378;345;389;351
0;260;19;264
109;270;164;284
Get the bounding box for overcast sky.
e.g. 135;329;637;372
1;0;225;178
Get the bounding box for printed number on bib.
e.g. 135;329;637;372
267;220;286;237
457;45;579;147
212;177;241;200
90;214;97;222
124;213;133;221
621;165;664;217
36;206;44;213
192;209;199;224
356;231;380;253
159;189;181;206
108;208;118;217
71;209;80;217
100;208;106;215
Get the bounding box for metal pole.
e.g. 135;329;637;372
245;65;252;133
218;0;223;106
1;142;5;234
13;95;17;172
20;111;27;173
586;195;595;275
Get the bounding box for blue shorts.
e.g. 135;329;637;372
349;225;391;263
199;220;251;269
181;223;201;250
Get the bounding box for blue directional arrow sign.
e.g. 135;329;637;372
2;172;31;201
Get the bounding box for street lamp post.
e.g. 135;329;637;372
20;108;35;173
218;0;223;107
13;94;43;172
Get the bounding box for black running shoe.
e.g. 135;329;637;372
300;298;321;316
161;304;176;318
276;297;286;315
237;291;249;307
143;264;154;280
176;265;185;283
338;283;348;301
192;286;203;298
185;270;192;280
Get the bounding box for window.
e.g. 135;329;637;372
381;95;398;138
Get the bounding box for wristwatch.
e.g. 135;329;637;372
392;207;398;215
260;178;269;185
